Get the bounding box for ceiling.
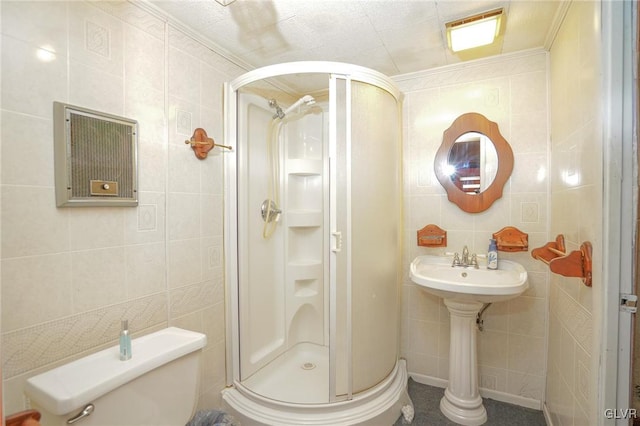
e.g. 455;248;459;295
149;0;563;93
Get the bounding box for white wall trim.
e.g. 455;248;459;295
409;372;542;411
543;1;572;50
600;0;636;424
134;0;253;73
391;47;547;83
543;403;555;426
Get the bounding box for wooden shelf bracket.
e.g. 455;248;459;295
492;226;528;252
417;224;447;247
531;234;593;287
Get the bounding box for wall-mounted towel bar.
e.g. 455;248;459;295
185;128;232;159
531;234;592;287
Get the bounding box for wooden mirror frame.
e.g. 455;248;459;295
434;112;514;213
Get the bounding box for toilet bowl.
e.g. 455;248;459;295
25;327;206;426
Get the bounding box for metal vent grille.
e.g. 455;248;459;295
69;113;134;198
54;102;138;207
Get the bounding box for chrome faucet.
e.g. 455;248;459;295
461;246;469;266
451;246;478;268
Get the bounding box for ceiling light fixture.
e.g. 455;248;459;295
446;9;503;53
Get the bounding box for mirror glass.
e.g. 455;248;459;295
445;132;498;194
434;113;513;213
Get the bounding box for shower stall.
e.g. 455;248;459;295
222;62;410;425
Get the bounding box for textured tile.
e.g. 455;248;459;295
2;254;73;331
124;192;166;245
555;289;593;354
71;247;127;312
68;59;124;115
124;22;166;92
1;35;68;118
68;2;124;77
508;296;547;337
125;242;167;298
1;1;68;52
168;193;201;240
168;238;202;289
408;319;439;357
170;280;216;318
2;294;167;378
393;51;546;93
68;207;125;250
92;1;165;40
125;80;166;144
1;186;69;258
201;194;223;238
408;285;440;323
1;112;55;187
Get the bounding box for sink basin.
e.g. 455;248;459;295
410;255;528;303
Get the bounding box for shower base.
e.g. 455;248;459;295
242;342;329;403
222;358;411;426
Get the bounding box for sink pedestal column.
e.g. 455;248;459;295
440;299;487;426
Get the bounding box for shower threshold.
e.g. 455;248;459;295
223;358;410;426
242;342;329;403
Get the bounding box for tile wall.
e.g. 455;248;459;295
0;0;606;422
546;1;602;424
394;50;550;407
0;0;245;414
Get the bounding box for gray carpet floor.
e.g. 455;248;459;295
394;379;547;426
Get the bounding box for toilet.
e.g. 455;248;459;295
25;327;206;426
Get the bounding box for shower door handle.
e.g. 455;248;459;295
332;231;342;253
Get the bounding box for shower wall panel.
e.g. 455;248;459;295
238;95;286;380
283;114;327;348
237;94;329;382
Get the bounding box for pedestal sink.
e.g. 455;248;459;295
410;255;528;426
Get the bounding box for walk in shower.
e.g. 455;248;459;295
222;62;410;425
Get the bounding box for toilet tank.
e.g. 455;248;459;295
25;327;207;426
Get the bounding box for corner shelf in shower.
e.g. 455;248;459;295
288;261;323;276
531;234;593;287
287;210;323;227
287;159;323;176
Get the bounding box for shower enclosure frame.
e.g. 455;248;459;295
222;62;410;425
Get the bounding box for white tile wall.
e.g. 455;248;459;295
0;0;605;420
0;0;243;415
395;50;550;406
547;1;601;424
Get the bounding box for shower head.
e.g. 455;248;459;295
283;95;316;116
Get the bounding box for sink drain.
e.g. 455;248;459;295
301;362;316;370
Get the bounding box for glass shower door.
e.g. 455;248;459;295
349;81;400;393
329;76;401;400
329;75;350;400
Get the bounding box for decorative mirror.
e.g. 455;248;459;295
434;112;513;213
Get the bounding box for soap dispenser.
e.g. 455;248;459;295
487;239;498;270
119;320;132;361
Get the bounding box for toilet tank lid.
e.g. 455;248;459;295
25;327;207;416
